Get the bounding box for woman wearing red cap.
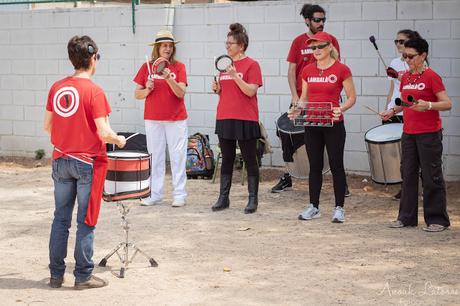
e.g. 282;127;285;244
380;38;452;232
134;30;188;207
211;23;263;214
290;31;356;223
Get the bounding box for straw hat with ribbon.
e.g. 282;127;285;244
148;30;180;46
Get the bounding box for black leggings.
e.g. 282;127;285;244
304;121;346;207
219;137;259;177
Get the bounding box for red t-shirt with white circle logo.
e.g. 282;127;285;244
216;57;263;122
399;67;445;134
301;61;352;122
287;33;340;96
134;61;188;121
46;77;111;159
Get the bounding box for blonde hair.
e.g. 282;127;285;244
330;46;339;60
150;42;177;64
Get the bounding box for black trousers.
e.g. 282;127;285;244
304;121;346;207
219;137;259;177
398;131;449;227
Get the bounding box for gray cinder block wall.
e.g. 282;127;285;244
0;0;459;180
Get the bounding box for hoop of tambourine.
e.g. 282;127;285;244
293;102;334;127
146;56;170;80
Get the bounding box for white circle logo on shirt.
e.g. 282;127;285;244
53;86;80;118
417;83;426;90
328;74;338;83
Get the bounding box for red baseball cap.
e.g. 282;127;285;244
306;31;333;46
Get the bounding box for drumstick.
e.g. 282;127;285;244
125;132;140;141
369;36;388;69
145;55;152;76
213;56;218;93
363;105;392;122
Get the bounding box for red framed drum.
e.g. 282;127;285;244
103;151;151;202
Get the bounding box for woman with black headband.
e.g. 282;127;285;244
381;37;452;232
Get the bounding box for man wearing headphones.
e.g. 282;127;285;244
44;35;125;290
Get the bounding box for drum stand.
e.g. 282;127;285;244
98;201;158;278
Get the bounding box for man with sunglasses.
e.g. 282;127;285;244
44;35;126;290
272;4;344;194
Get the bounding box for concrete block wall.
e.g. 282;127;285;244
1;0;459;180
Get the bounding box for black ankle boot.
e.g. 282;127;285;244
212;174;232;211
244;176;259;214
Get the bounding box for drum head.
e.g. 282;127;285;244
108;151;150;159
276;112;304;135
286;145;330;179
365;123;403;144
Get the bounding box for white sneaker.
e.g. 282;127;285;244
332;206;345;223
298;204;321;220
140;198;162;206
172;198;186;207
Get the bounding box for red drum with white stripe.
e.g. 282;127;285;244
103;151;151;202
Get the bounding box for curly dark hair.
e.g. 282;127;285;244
227;23;249;51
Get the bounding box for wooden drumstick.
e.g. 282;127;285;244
125;132;140;141
363;105;392;122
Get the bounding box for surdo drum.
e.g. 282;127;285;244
103;151;151;202
365;123;403;184
276;112;329;179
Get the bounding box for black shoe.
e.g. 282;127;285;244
49;276;64;288
393;190;401;201
212;174;232;212
271;173;292;193
345;186;351;197
244;176;259;214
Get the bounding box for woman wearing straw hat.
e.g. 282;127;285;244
134;29;188;207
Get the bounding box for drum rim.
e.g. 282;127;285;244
364;123;403;144
107;150;150;159
276;112;304;135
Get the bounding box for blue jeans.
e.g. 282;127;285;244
49;157;95;282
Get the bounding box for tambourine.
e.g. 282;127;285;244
214;55;233;72
146;56;170;79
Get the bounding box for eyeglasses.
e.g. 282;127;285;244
310;43;330;51
402;53;418;60
394;39;407;45
95;53;100;61
311;17;326;23
225;41;238;47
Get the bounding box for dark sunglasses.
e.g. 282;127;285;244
402;53;418;60
311;17;326;23
310;43;330;51
394;39;407;45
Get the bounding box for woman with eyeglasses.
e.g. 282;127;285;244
133;30;188;208
384;30;421;125
289;31;356;223
382;30;422;201
380;38;452;232
211;23;263;214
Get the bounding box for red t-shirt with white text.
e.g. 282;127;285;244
216;57;263;122
301;61;352;122
46;77;111;159
134;61;188;121
287;32;340;95
399;68;445;134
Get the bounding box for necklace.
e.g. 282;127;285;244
406;68;426;85
317;59;333;76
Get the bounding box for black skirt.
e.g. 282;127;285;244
215;119;261;140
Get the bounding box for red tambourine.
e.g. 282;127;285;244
152;57;170;75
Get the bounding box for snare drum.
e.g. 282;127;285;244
103;151;151;202
276;112;329;179
365;123;403;184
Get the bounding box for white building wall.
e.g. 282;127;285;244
0;0;459;180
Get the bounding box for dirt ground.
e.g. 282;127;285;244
0;157;459;306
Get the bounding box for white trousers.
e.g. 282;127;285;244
145;120;188;201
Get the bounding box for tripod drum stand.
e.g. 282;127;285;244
99;151;158;278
